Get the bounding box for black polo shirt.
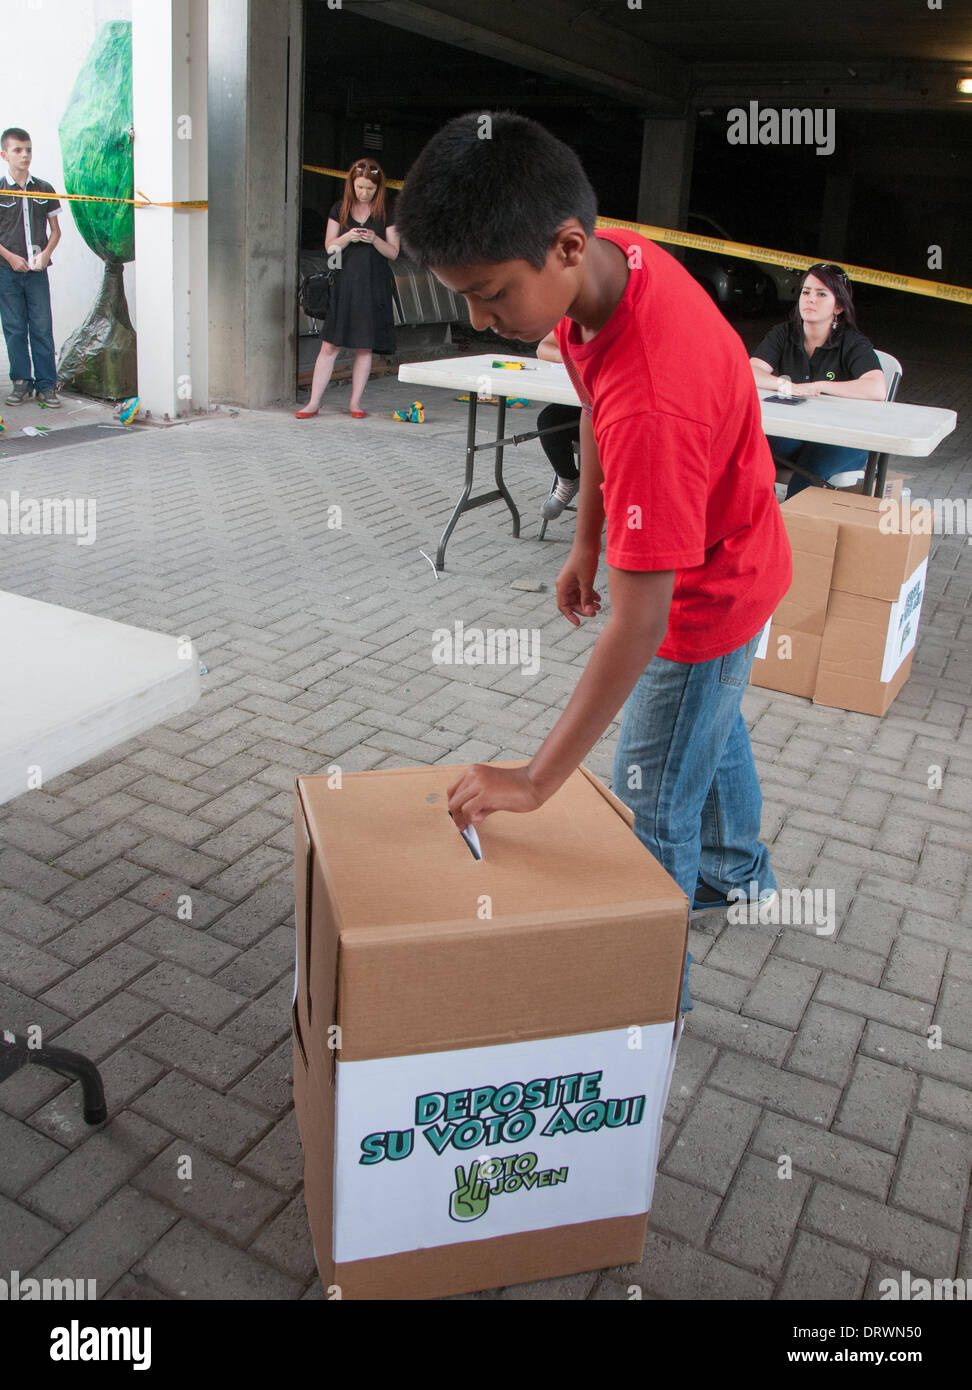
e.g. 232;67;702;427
752;320;881;384
0;175;61;262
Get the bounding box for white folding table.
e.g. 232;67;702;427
0;591;201;805
758;390;957;496
0;590;201;1123
399;354;579;569
400;353;958;568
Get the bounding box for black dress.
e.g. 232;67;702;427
323;200;396;355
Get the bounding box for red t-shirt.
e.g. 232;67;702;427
554;228;792;663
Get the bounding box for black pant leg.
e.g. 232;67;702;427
537;404;581;481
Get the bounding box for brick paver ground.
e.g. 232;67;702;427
1;299;969;1300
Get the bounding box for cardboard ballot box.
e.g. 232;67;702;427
751;490;931;716
750;511;839;700
292;763;688;1300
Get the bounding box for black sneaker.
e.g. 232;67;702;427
692;878;732;911
5;380;32;405
693;875;780;915
35;389;61;409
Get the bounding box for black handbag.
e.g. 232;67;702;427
300;268;335;320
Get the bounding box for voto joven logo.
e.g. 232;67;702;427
358;1069;648;1222
449;1153;566;1222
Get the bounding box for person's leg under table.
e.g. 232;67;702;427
783;440;869;498
537;403;581;480
612;631;773;1012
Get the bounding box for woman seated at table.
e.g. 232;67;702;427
750;263;887;498
535;331;582;519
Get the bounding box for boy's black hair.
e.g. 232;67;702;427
396;111;597;270
1;128;31;150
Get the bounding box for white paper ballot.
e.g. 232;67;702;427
460;824;483;860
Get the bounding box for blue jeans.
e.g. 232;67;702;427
768;434;869;499
0;261;57;391
612;632;776;1013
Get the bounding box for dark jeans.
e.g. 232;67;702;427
0;262;57;391
537;403;581;481
769;434;869;500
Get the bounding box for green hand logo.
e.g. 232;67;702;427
449;1161;491;1222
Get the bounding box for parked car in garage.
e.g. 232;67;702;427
680;221;769;316
687;213;803;307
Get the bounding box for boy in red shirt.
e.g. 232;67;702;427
396;113;792;1010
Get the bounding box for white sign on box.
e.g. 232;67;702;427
331;1023;680;1264
753;620;770;663
880;557;927;684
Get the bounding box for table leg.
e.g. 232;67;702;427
862;451;879;496
435;395;479;570
874;453;890;499
0;1033;107;1124
434;394;526;570
493;397;520;537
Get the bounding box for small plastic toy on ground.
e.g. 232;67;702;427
117;396;140;425
392;401;425;423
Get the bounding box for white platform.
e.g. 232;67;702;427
0;592;201;806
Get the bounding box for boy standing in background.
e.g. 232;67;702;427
0;127;62;407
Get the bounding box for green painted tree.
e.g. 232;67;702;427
57;20;136;399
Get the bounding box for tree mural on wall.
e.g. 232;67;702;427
57;20;136;400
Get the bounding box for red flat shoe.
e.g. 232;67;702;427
295;407;318;419
350;409;367;419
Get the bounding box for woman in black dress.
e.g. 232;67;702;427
297;159;399;419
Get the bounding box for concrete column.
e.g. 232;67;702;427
208;0;303;407
636;115;696;232
818;168;854;259
131;0;208;419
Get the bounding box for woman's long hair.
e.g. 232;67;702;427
338;158;389;228
789;262;860;335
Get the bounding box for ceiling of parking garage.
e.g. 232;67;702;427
317;0;972;113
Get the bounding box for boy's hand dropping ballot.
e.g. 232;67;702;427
448;764;543;831
447;565;673;830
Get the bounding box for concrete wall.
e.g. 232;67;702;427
208;0;303;406
132;0;208;418
0;0;134;385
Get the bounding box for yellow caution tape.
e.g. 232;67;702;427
0;187;207;210
303;163;404;190
595;216;972;307
303;163;971;306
